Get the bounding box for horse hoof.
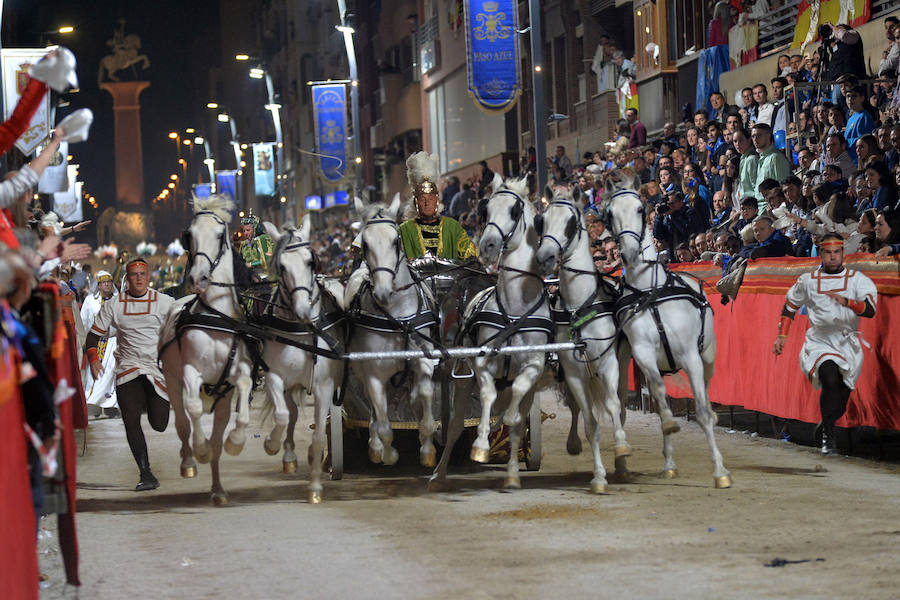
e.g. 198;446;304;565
614;443;633;458
566;439;582;456
503;475;521;489
180;464;197;478
714;474;733;489
427;477;447;493
264;439;280;456
608;470;632;484
224;438;244;456
470;446;490;463
662;421;681;435
194;444;211;464
590;482;608;494
382;448;399;466
307;490;322;504
212;494;229;507
368;447;383;464
283;459;298;474
661;469;678;479
420;449;437;468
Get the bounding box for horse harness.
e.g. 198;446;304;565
615;265;710;375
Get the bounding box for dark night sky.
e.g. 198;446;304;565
10;0;221;235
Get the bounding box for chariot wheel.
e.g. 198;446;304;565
328;399;343;480
525;389;542;471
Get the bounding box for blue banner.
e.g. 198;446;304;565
464;0;521;113
216;170;237;203
312;84;347;183
253;143;275;196
304;195;322;211
193;183;212;199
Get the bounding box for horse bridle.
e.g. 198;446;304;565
605;189;646;248
361;213;404;281
188;210;230;279
484;190;526;254
277;229;320;309
539;198;583;259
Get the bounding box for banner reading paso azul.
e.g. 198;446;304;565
312;84;347;183
464;0;521;113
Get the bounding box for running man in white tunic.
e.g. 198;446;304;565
80;270;118;413
773;233;877;455
86;259;175;490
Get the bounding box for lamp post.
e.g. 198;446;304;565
207;103;243;208
238;55;286;220
336;0;362;201
528;0;548;198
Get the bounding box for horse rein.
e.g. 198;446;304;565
540;198;585;262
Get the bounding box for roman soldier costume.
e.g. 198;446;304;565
398;151;477;261
239;209;274;276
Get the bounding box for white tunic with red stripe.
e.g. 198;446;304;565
90;288;175;400
785;266;877;390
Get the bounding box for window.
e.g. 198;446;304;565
667;0;710;62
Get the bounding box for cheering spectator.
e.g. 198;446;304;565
752;123;791;212
866;161;899;211
740;215;791;259
844;85;875;166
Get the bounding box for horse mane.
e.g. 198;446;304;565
192;193;236;223
498;176;530;201
357;201;394;224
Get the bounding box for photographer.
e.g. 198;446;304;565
821;23;866;104
652;188;710;261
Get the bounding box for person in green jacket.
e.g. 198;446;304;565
238;209;274;277
751;123;791;213
398;151;477;260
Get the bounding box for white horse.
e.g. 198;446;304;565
159;194;255;505
602;170;731;488
257;217;345;504
535;185;632;493
430;176;551;490
346;195;438;468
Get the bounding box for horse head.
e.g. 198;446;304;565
356;193;403;306
187;194;235;294
536;185;585;275
479;176;533;263
264;215;316;321
603;168;645;266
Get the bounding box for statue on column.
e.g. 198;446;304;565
98;19;150;86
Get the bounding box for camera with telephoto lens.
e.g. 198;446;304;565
656;200;670;214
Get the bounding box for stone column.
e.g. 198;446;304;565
101;81;150;209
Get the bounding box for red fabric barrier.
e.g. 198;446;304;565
0;351;38;600
639;257;900;431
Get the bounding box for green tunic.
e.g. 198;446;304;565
399;216;478;260
240;233;274;273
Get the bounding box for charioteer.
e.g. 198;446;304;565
399;151;478;261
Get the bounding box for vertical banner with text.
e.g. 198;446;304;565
252;143;275;196
0;48;52;155
463;0;522;113
312;84;347;183
52;164;83;223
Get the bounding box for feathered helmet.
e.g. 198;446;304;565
405;151;443;217
241;208;260;226
407;151;440;198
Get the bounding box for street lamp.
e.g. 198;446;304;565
336;0;363;199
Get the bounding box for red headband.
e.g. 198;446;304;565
126;259;149;273
818;239;843;249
